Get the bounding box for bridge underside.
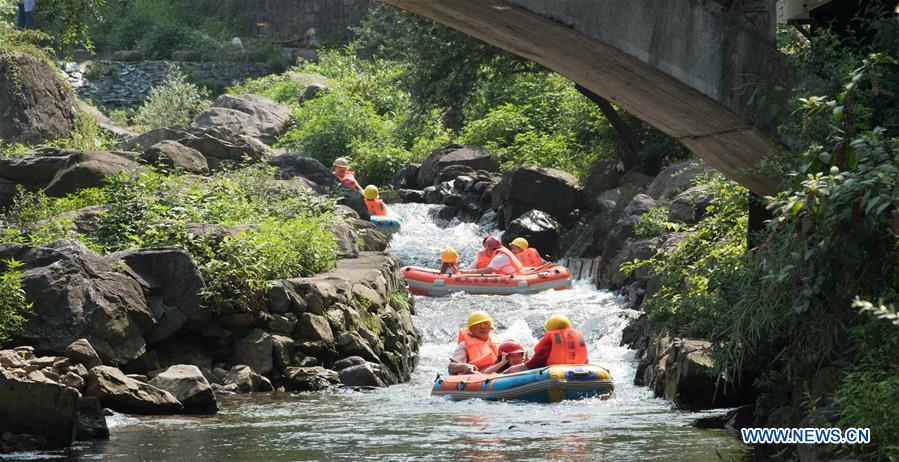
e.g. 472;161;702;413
378;0;787;196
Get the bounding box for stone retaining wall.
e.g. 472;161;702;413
60;61;273;107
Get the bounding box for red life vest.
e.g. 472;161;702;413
517;248;543;267
334;170;359;189
365;199;387;216
475;249;491;269
488;247;524;275
439;263;459;274
457;328;500;370
544;328;589;365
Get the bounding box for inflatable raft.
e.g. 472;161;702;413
369;215;402;233
401;264;572;296
432;364;613;403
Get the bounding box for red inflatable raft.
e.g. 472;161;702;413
401;264;572;296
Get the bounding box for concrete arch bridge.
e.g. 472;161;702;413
377;0;801;196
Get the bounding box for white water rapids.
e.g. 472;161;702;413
11;203;745;461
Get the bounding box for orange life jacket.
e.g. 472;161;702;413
517;247;543;267
544;328;589;366
489;246;524;275
475;249;491;269
457;328;500;370
364;199;387;216
439;263;458;274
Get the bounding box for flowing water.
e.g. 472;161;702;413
13;203;747;461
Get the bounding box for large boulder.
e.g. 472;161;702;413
148;365;217;414
668;184;716;224
338;362;387;388
224;365;273;393
191;94;290;145
86;366;183;415
417;145;498;188
491;166;584;227
43;150;145;197
0;371;80;448
646;160;709;200
141;140;209;174
0;52;78;144
106;247;208;344
2;241;155;364
177;127;274;171
75;396;109;441
296;313;335;344
64;339;103;370
0;148;143;207
596;194;657;286
637;335;750;408
501;210;562;257
389;164;421;190
232;329;274;376
284;366;339;391
556;199;619;259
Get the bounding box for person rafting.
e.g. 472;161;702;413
363;185;388;216
448;310;500;375
460;236;523;275
481;340;527;374
332;157;362;192
439;247;460;275
506;314;588;373
471;236;494;269
509;237;544;267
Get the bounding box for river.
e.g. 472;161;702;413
11;203;746;461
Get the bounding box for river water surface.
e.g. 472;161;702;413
13;203;746;461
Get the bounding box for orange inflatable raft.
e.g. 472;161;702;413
401;264;572;296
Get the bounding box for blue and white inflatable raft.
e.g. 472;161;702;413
432;364;613;403
369;215;402;233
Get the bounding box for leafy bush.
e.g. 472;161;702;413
0;258;31;344
133;69;211;130
277;89;392;168
87;168;339;313
50;112;117;151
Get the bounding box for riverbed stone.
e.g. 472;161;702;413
142;140;209;174
491;165;584;226
417;145;498;188
297;313;335;344
0;52;78;145
2;240;155;365
65;339;103;370
232;329;274;376
336;332;378;363
75;396;109;441
283;366;339;391
0;371;80;448
646;160;709;200
148;365;217;414
338;362;386;388
86;366;183;415
332;356;366;371
224;365;273;393
192;94;291;145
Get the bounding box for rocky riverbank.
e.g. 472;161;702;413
0;54;421;452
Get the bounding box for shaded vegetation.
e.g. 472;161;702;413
623;14;899;460
2;168;340;314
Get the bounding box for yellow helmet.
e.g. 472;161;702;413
441;247;459;263
363;185;379;200
510;237;529;250
467;310;493;328
544;314;571;331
